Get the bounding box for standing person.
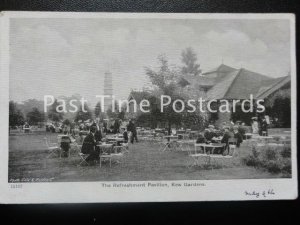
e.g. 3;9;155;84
94;120;102;143
127;120;138;144
251;117;259;135
261;117;269;136
113;119;120;134
221;126;233;154
233;126;243;147
103;120;108;133
122;128;129;143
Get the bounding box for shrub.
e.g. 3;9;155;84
242;147;261;167
263;160;281;173
262;147;278;161
242;146;291;176
281;146;291;158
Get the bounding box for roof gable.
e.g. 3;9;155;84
256;75;291;99
206;69;241;100
128;91;151;104
224;69;272;99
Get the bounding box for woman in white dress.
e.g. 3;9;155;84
251;117;259;134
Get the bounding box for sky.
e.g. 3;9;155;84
9;17;291;105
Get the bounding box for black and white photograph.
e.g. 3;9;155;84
0;12;297;203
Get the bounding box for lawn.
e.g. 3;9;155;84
8;132;286;182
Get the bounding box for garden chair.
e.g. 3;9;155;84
121;142;129;153
187;144;210;168
110;145;126;164
99;144;114;167
71;142;82;155
228;138;237;156
78;152;90;166
158;138;171;152
44;137;61;158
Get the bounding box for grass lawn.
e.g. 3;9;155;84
8;132;286;182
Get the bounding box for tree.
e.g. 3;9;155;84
181;47;201;76
145;55;184;134
264;89;291;127
9;101;25;128
74;103;92;122
106;101;126;120
26;107;45;125
19;99;44;117
62;118;71;126
47;99;64;122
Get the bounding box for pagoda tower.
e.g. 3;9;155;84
103;71;113;111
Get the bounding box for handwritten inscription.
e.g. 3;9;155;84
245;189;275;198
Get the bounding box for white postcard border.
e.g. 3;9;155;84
0;12;297;203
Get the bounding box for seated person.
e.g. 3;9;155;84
60;134;71;157
196;133;206;153
204;125;216;143
23;122;30;133
196;133;206;144
81;126;98;162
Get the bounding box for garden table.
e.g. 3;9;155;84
255;136;274;143
160;136;180;151
192;143;225;167
245;133;253;139
212;136;222;143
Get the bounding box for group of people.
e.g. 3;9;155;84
58;118;139;161
251;116;269;136
196;124;244;156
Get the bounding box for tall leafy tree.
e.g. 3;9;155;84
181;47;201;76
47;99;64;122
106;101;121;119
75;103;92;122
145;55;183;134
9;101;25;128
26;107;45;125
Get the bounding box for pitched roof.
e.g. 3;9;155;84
128;90;151;104
206;68;274;100
256;75;291;99
206;69;241;100
224;69;271;99
202;64;236;75
181;75;216;87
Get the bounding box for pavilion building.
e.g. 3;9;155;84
128;64;291;128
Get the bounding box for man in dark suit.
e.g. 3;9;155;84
91;120;102;143
233;126;243;147
127;120;138;144
204;125;216;143
81;126;98;162
221;126;233;154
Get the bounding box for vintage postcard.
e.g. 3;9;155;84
0;12;297;203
